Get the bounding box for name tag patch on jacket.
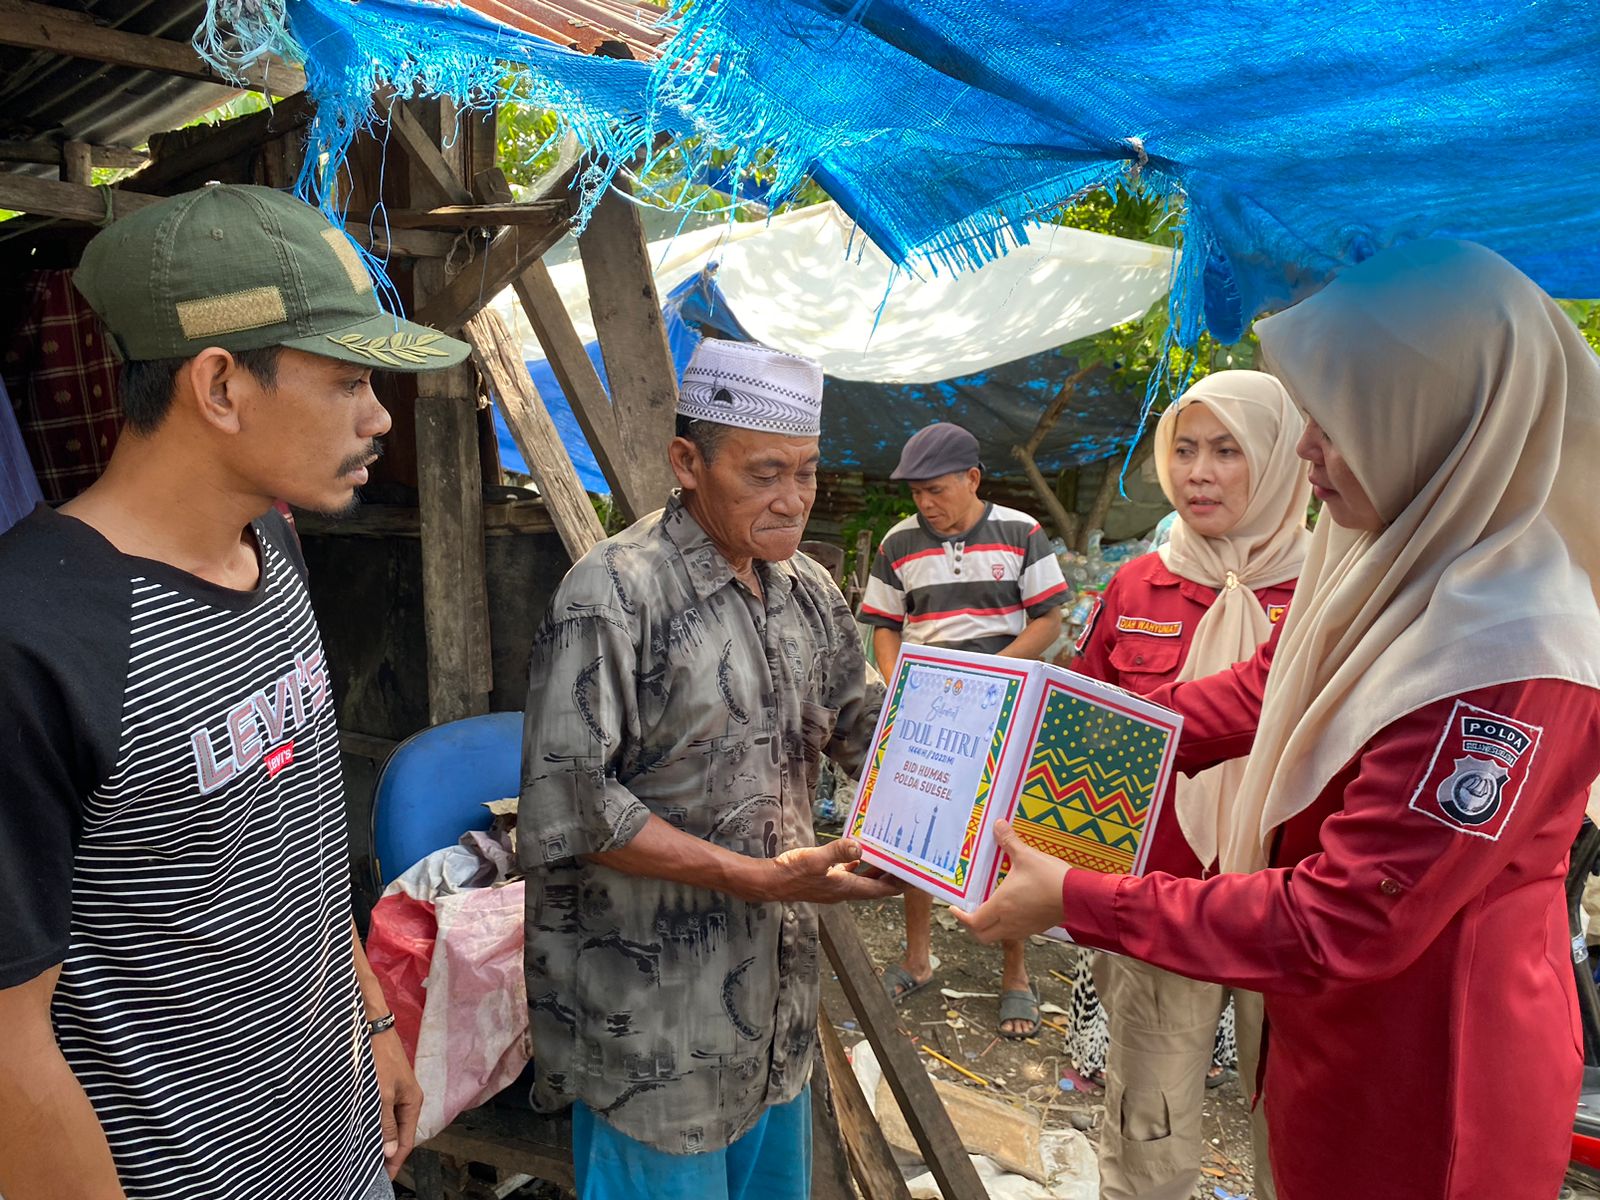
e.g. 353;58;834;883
1408;701;1542;840
1116;615;1182;637
1267;605;1288;624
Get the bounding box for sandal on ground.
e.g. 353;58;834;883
881;955;939;1005
1206;1066;1236;1090
998;985;1042;1039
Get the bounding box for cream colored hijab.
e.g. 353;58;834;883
1217;239;1600;873
1153;371;1310;868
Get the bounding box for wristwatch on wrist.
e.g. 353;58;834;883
366;1011;397;1036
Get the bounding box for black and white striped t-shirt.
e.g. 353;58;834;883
0;506;383;1200
860;503;1069;653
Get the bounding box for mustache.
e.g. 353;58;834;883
337;437;385;477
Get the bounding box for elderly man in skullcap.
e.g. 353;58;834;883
519;338;898;1199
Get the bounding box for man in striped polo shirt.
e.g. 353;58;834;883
860;421;1069;1036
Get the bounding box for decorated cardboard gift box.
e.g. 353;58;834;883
846;646;1182;928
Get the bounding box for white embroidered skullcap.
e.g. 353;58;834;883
677;338;823;438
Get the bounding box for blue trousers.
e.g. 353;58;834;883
571;1088;812;1200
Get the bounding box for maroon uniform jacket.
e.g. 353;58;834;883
1062;630;1600;1197
1071;551;1295;878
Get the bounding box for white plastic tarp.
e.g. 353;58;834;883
492;202;1171;384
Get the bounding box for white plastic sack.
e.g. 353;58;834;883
412;881;529;1141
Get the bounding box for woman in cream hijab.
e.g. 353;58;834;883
1068;370;1308;1200
960;239;1600;1199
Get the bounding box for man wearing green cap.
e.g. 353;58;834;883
0;184;470;1200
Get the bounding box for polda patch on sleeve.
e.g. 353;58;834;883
1407;700;1542;840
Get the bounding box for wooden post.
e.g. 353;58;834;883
818;907;988;1200
60;140;91;185
408;97;493;723
465;308;605;562
577;175;679;512
818;1002;915;1200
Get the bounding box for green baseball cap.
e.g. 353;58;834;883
74;183;470;372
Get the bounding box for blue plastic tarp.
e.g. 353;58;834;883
493;273;1144;490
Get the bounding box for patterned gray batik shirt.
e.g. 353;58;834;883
519;496;882;1154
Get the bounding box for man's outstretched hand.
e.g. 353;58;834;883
763;838;905;904
954;821;1068;943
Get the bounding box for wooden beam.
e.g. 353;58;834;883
818;1003;916;1200
381;200;572;229
413;207;574;332
409;98;494;723
0;140;148;170
472;163;649;520
577;176;680;513
0;172;159;223
384;102;473;207
818;907;988;1200
0;0;305;95
510;262;653;520
465;308;605;563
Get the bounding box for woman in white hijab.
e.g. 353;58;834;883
1068;370;1308;1200
959;239;1600;1199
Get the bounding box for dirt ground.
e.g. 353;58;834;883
825;896;1260;1200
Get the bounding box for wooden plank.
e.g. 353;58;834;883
818;906;988;1200
472;164;644;518
346;222;458;261
413;207;574;332
819;1002;915;1200
383;199;573;229
409;98;494;723
0;0;305;95
576;175;680;512
420;1105;575;1188
509;261;652;519
809;1040;859;1200
0;172;160;223
465;308;605;563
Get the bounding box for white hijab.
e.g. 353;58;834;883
1217;239;1600;873
1154;371;1310;868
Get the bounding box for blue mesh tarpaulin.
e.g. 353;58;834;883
654;0;1600;345
496;272;1143;490
202;0;1600;349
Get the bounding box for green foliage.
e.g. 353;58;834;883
1558;300;1600;355
839;482;915;577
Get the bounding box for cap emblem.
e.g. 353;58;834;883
326;329;453;366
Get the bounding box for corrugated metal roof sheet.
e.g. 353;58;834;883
0;0;665;160
0;2;238;152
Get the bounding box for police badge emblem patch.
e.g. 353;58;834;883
1436;756;1510;825
1408;701;1542;840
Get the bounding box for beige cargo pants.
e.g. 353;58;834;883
1094;954;1275;1200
